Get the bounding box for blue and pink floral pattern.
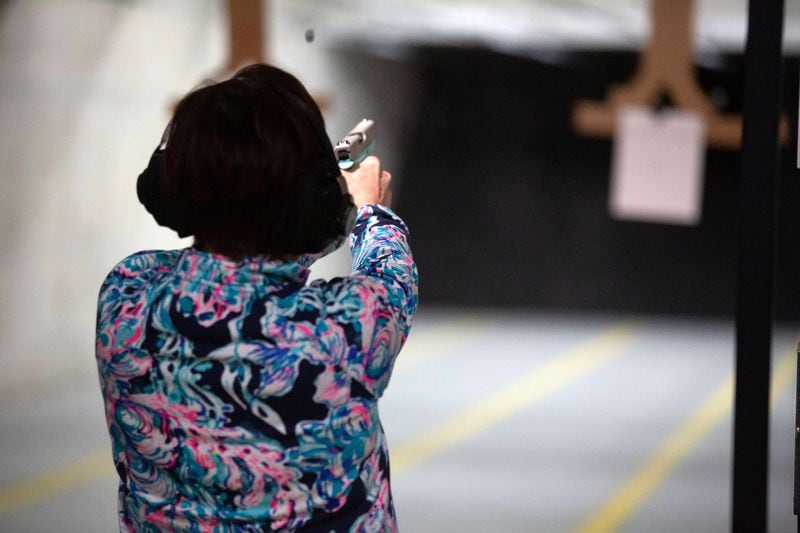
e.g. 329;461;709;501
96;205;418;532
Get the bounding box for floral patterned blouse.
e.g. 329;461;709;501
95;205;418;532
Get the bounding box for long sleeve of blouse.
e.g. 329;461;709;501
332;204;418;397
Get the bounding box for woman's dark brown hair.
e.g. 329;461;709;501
162;64;339;259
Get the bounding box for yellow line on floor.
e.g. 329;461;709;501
771;347;796;408
0;449;113;515
577;347;797;533
391;320;639;475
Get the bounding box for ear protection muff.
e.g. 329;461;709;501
136;123;192;238
282;118;357;256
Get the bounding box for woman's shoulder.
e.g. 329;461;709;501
99;249;183;294
110;249;182;275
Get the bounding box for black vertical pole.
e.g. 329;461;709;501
732;0;785;531
795;343;800;530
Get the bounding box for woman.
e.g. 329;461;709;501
95;64;418;532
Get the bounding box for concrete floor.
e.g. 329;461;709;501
0;309;795;532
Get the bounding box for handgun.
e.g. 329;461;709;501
334;119;376;170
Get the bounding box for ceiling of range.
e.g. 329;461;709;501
277;0;800;55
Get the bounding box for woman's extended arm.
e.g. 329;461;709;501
336;157;419;397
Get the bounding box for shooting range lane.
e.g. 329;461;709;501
387;319;640;474
0;312;795;531
382;312;797;533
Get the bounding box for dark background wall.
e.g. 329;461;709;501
393;47;800;320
